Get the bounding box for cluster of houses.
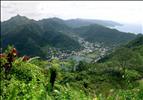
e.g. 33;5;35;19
46;36;110;62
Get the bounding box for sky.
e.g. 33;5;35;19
1;1;143;24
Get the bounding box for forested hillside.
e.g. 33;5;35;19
1;15;82;58
1;1;143;99
74;24;136;46
1;35;143;100
1;15;137;58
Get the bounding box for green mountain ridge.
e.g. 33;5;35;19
1;15;82;57
74;24;136;46
1;15;137;57
1;20;143;100
126;35;143;48
98;35;143;63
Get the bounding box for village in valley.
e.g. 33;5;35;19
46;35;110;63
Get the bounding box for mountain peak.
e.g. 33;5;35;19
15;14;21;17
9;14;29;22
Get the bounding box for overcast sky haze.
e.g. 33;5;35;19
1;1;143;24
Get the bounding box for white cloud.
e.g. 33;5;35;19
1;1;143;24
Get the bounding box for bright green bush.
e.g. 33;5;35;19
1;46;143;100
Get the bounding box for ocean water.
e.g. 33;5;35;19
110;23;143;34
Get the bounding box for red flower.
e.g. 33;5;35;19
7;48;18;62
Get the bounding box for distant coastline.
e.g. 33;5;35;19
110;23;142;34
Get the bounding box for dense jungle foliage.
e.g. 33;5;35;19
1;36;143;100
